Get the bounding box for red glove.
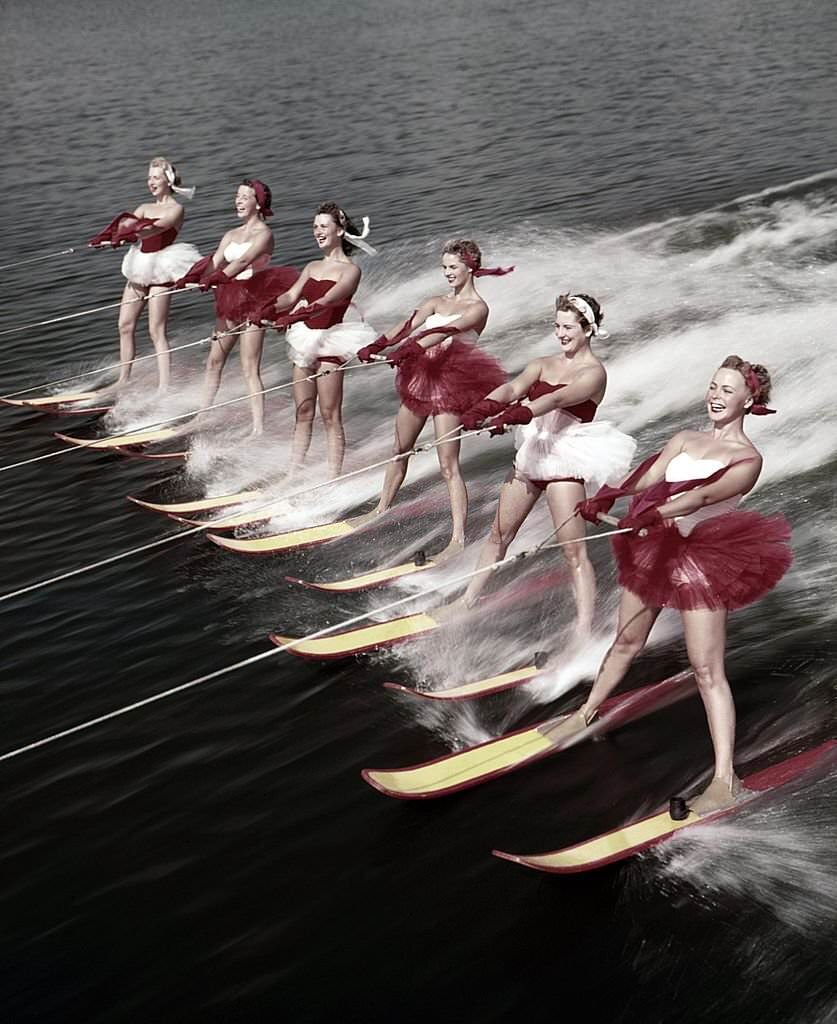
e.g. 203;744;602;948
174;254;213;290
618;507;665;533
488;403;533;436
389;338;425;367
111;216;157;247
271;303;326;329
200;268;230;291
88;212;134;247
575;495;616;524
357;335;391;363
460;397;507;431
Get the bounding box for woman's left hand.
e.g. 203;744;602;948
617;507;665;533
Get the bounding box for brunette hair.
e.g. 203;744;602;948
556;293;603;331
720;355;772;409
442;238;482;270
317;201;359;255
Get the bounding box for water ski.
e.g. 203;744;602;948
286;550;439;592
271;570;568;660
127;489;265;515
362;672;696;798
492;740;837;873
270;612;440;659
55;427;182;450
171;503;276;530
383;663;541;701
209;518;360;554
2;390;112;412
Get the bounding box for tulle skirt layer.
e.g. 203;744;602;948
395;338;506;417
121;242;202;286
612;510;793;611
514;412;637;492
286;320;377;368
215;266;299;324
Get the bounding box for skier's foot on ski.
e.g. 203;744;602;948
538;705;597;745
688;774;744;816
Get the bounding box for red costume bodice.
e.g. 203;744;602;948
527;380;598;422
300;278;349;328
140;226;178;253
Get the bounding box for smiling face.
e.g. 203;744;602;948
312;212;342;251
705;367;752;423
147;165;170;199
235;184;259;219
554;309;589;354
442;253;470;289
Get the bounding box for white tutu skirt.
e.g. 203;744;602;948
286;320;378;368
514;410;637;493
121;242;202;286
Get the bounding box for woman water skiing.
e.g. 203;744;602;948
89;157;200;393
446;293;635;634
262;202;376;474
180;179;297;436
545;356;792;814
354;239;508;561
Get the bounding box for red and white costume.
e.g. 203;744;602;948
121;225;201;287
285;278;376;368
394;313;506;417
612;452;792;610
513;380;636;492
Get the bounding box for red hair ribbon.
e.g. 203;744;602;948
245;179;273;217
742;364;776;415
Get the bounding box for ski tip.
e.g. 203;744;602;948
283;575;320;590
359;767;409;799
490;849;526;865
382;681;415;696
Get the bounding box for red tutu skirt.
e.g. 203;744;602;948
214;266;299;324
612;510;792;611
395;338;506;417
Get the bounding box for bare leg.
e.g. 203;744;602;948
374;405;427;513
433;412;469;552
200;321;237;413
116;281;146;386
681;607;741;812
317;365;346;475
461;471;540;606
291;364;318;469
539;588;659;742
146;285;173;392
544;480;595;636
239;324;266;435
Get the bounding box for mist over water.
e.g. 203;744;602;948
1;1;836;1021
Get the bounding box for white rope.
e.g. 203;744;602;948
0;326;246;400
0;525;629;762
0;357;388;474
0;284;195;339
0;248;77;272
0;413;482;603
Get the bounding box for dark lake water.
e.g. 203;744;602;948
1;1;836;1021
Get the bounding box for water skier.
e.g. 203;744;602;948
355;239;509;560
548;356;792;814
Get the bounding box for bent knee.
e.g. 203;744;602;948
561;542;591;571
690;662;726;690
